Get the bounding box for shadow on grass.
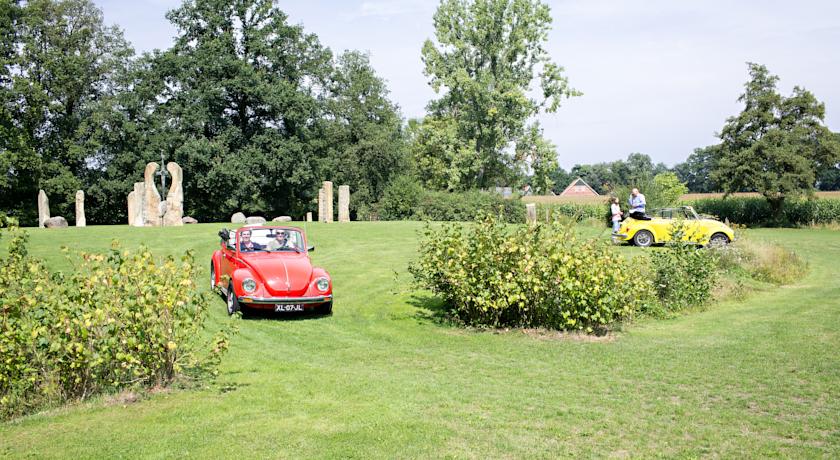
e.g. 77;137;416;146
239;307;332;321
407;293;454;325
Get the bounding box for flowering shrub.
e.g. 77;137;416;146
409;216;654;332
0;222;234;419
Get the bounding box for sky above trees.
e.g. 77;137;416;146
93;0;840;169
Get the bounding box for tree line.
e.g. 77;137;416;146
2;0;839;225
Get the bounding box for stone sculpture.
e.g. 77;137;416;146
231;212;246;223
127;191;137;226
38;189;50;228
338;185;350;223
75;190;86;227
143;162;162;227
306;212;312;222
323;181;334;223
162;162;184;226
318;188;326;223
131;182;145;227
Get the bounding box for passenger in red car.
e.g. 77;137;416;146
267;230;293;251
239;229;264;252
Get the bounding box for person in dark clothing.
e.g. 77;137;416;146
238;229;264;252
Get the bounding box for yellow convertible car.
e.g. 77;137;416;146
613;206;735;247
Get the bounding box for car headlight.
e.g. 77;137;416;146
242;278;257;293
315;277;329;292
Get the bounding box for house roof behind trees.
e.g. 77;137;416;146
560;177;600;196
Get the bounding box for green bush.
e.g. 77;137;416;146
648;224;719;312
533;202;608;224
374;177;525;223
409;216;654;332
690;197;840;226
0;224;234;419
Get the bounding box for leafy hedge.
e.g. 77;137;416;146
532;202;609;224
0;223;233;419
689;197;840;226
368;176;526;223
409;216;654;332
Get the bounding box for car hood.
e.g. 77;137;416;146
241;253;313;296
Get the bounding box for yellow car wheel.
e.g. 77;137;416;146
709;232;730;246
633;230;654;247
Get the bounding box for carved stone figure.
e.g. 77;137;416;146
162;162;184;226
37;189;50;228
143;162;162;227
131;182;145;227
338;185;350;223
75;190;86;227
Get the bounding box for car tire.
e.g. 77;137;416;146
633;230;654;248
317;301;333;316
226;283;240;316
210;263;217;291
709;232;730;246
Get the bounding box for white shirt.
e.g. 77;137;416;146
610;203;622;221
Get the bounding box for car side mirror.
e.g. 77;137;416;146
218;228;230;242
307;245;315;252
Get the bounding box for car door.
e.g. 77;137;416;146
679;208;703;242
220;232;237;286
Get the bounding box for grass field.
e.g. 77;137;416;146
1;222;839;458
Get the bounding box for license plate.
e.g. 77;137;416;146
275;304;304;312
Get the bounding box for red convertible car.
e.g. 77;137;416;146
210;226;333;315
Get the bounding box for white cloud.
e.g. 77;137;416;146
354;0;435;19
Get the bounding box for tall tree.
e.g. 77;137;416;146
674;146;719;193
1;0;132;224
320;51;406;214
407;116;479;191
515;123;558;194
148;0;333;221
711;63;840;214
421;0;579;188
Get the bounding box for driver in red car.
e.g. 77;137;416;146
239;229;264;252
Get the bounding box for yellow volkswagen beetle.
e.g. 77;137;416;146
613;206;735;247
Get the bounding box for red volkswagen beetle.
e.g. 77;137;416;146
210;226;333;315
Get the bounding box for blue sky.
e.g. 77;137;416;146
93;0;840;169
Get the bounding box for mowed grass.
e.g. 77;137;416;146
1;222;839;458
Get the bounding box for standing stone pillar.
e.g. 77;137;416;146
306;212;312;222
75;190;86;227
131;182;145;227
37;189;50;228
127;191;137;226
338;185;350;223
143;162;162;227
317;188;326;223
323;181;334;223
162;162;184;226
526;203;537;225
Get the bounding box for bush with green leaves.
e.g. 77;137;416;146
0;224;234;419
690;197;840;226
409;216;654;332
372;177;525;223
648;223;719;312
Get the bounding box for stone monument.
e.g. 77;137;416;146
318;187;326;222
306;212;312;222
162;162;184;226
323;181;334;223
338;185;350;223
75;190;86;227
143;162;162;226
37;189;50;228
131;182;145;226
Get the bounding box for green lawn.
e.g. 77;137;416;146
1;222;839;458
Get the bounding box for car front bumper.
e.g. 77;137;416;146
238;294;333;306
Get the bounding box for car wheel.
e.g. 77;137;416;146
226;283;240;316
633;230;654;248
210;263;216;291
317;301;333;316
709;232;730;246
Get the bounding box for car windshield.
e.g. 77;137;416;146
236;228;306;252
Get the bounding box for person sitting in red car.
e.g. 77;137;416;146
239;229;264;252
